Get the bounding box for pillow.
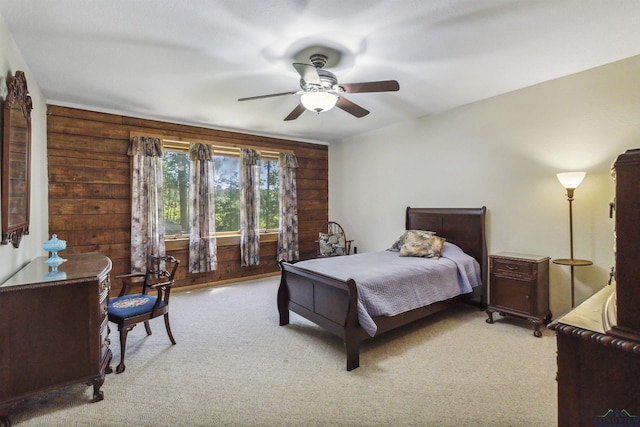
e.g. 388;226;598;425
388;229;435;252
319;232;346;256
399;232;446;259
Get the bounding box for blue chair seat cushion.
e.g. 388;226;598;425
109;294;165;319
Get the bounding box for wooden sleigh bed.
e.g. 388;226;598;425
277;207;487;371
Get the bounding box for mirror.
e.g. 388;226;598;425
2;70;32;248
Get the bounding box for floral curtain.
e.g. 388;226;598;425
277;152;299;262
128;136;165;273
188;143;217;273
240;148;261;266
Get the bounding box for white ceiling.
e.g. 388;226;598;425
1;0;640;144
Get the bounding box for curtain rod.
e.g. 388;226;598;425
129;131;293;155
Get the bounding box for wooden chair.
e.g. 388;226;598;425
107;255;180;373
316;221;353;257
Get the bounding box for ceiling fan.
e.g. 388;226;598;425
238;53;400;121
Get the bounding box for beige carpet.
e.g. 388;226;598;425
9;276;557;426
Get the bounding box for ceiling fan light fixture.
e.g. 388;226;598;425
300;91;337;113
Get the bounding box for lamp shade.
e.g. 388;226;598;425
557;171;586;189
300;91;337;113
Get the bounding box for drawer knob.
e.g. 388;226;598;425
505;265;519;271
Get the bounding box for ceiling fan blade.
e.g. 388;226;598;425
292;63;321;85
336;96;369;118
284;103;306;121
238;91;298;102
339;80;400;93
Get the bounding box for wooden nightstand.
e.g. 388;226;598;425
486;252;551;337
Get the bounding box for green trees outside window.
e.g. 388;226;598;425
260;157;280;231
163;149;280;237
163;151;189;236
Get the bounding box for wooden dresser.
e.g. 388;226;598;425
550;149;640;426
551;284;640;426
0;252;112;426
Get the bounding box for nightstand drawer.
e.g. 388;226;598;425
492;258;535;280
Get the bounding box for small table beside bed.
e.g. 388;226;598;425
277;206;488;370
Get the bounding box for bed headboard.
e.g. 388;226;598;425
405;207;487;307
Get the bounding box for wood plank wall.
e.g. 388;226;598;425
47;106;328;296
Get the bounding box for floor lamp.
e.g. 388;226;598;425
552;171;592;307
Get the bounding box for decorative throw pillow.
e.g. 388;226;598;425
427;235;446;259
399;231;446;259
388;229;435;252
319;232;346;256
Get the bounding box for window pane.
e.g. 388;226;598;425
214;154;240;232
162;146;281;237
260;158;280;231
163;151;190;236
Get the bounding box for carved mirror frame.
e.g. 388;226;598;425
1;70;32;248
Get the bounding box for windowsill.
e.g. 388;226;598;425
165;232;278;251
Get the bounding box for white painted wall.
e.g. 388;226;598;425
0;15;48;283
329;55;640;317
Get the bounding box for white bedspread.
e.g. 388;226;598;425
292;242;481;336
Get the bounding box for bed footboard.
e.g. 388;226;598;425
278;261;366;370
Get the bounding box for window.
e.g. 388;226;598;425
260;156;280;232
162;142;280;238
213;153;240;233
163;150;190;237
